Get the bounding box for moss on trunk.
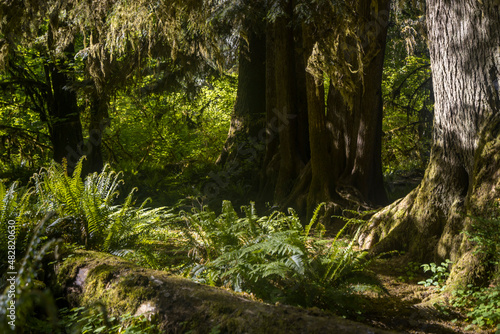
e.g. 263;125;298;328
360;117;500;287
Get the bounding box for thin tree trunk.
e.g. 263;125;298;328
85;87;109;174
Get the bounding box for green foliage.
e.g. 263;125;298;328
417;259;452;290
178;201;381;310
105;74;235;204
451;285;500;332
382;4;432;177
465;214;500;268
449;209;500;332
0;161;172;331
0;214;59;333
60;306;159;334
0;181;37;274
396;261;421;282
31;159;170;267
0;46;52;177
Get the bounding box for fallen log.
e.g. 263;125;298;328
55;250;394;333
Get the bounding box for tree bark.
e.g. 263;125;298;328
360;0;500;284
84;87;109;174
55;250;394;334
301;0;389;217
45;62;84;175
272;0;310;203
216;30;266;170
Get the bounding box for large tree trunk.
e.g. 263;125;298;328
272;0;310;203
216;30;266;170
360;0;500;285
54;250;393;334
301;0;389;217
218;0;388;217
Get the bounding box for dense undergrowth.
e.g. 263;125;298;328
0;161;499;333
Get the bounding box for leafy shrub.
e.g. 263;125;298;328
451;285;500;332
449;210;500;332
178;201;381;309
465;214;500;268
417;259;452;290
397;261;421;282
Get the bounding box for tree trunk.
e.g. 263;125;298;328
272;0;309;203
45;63;84;175
302;0;389;217
45;22;85;175
216;30;266;171
54;250;393;334
259;19;279;201
303;25;333;216
360;0;500;285
84;87;109;174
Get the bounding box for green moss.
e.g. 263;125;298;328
56;251;156;316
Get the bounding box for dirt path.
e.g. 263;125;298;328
355;256;491;334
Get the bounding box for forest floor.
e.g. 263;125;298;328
357;255;490;334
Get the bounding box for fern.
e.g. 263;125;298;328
30;158;170;267
0;181;35;273
180;201;380;310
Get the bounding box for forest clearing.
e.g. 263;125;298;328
0;0;499;333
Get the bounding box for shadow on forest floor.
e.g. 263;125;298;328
356;255;489;334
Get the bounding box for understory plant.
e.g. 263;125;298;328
0;214;59;333
417;259;452;291
60;306;159;334
449;210;500;332
451;285;500;332
1;160;172;331
0;181;36;275
32;159;169;267
178;201;381;310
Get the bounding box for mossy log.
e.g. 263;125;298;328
55;250;394;334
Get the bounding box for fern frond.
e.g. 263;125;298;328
304;202;326;237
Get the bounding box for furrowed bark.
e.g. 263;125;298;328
361;0;500;285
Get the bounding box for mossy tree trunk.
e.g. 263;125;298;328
360;0;500;285
303;0;390;217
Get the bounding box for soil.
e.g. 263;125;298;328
356;255;492;334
